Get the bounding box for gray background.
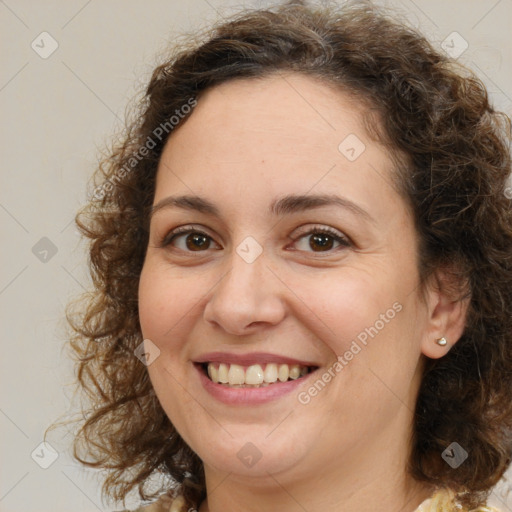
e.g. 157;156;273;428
1;1;511;511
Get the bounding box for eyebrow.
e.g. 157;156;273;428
149;193;375;223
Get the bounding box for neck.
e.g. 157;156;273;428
199;470;434;512
198;413;435;512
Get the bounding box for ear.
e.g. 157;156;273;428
420;269;470;359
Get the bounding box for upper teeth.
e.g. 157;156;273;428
207;363;310;386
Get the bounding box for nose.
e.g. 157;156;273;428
203;246;286;336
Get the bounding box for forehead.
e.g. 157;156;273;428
170;72;370;151
154;73;400;219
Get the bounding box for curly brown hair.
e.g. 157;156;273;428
60;0;512;510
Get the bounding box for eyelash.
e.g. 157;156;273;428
159;224;351;254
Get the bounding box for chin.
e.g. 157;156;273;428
189;426;312;479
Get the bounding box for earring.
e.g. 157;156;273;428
436;337;447;346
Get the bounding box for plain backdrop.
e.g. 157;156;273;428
1;1;511;511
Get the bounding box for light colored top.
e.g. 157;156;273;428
414;488;501;512
125;488;503;512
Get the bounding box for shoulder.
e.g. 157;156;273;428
118;494;186;512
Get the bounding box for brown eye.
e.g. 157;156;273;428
308;233;335;251
161;228;219;252
184;232;211;251
292;226;350;253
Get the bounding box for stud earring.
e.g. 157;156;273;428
436;337;448;346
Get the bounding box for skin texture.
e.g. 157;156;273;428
138;73;468;512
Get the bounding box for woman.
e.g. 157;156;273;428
67;1;512;511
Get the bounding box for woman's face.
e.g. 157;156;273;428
138;73;432;486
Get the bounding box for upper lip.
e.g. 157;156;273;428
194;352;319;367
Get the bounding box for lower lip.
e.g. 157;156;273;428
194;364;316;405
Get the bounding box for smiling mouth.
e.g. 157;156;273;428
199;362;318;388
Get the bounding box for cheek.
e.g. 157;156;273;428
138;261;205;340
292;270;395;355
137;263;201;424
